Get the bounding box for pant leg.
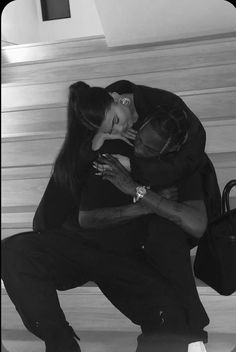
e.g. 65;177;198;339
136;306;189;352
144;215;209;342
1;228;191;348
1;231;90;342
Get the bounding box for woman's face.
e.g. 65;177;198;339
99;101;136;135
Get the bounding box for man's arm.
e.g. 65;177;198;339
79;203;150;229
97;154;208;239
138;192;207;238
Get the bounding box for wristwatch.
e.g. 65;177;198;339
133;185;150;203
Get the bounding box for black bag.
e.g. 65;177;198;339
194;179;236;295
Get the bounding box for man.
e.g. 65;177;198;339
79;113;221;351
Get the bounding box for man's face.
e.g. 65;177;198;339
134;123;182;158
134;124;166;158
98;101;135;135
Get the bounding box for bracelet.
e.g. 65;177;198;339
133;185;150;203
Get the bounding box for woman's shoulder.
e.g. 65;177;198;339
105;80;134;94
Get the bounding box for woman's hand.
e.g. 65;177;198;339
93;154;138;196
92;129;137;151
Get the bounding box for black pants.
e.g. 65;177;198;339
1;229;206;351
143;215;209;341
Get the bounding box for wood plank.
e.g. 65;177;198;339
1;286;236;332
1;152;235;181
2;165;52;180
2;179;49;207
182;89;236;119
1;36;107;65
205;122;236;153
1;211;35;229
2;32;236;65
209;152;236;168
2;113;236;146
2;49;236;85
2;107;66;139
1;138;63;167
2;72;236;114
2;121;236;168
1;168;236;209
2;105;235;141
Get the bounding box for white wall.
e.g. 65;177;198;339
1;0;40;44
1;0;236;46
1;0;104;45
35;0;104;43
95;0;236;46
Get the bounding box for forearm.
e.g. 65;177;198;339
139;190;207;238
79;203;149;229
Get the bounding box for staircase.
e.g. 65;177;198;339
2;33;236;351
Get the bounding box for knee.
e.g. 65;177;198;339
1;233;36;280
2;233;34;261
147;216;188;247
144;216;189;260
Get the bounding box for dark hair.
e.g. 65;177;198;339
71;81;113;130
53;81;113;197
142;104;190;153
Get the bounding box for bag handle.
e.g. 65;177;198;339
222;179;236;214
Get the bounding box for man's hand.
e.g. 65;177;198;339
159;187;178;201
91;129;137;151
93;154;138;196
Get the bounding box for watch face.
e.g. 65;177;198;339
137;186;147;197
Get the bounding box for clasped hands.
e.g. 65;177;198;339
93;154;178;201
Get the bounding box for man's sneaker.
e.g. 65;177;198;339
188;341;207;352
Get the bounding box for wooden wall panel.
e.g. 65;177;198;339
2;107;66;139
1;36;107;65
2;179;49;207
2;79;236;112
3;53;236;86
2;138;63;167
2;165;235;209
2;107;236;142
2;33;235;65
205;121;236;153
2;121;236;168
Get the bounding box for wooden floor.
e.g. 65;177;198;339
2;287;236;352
